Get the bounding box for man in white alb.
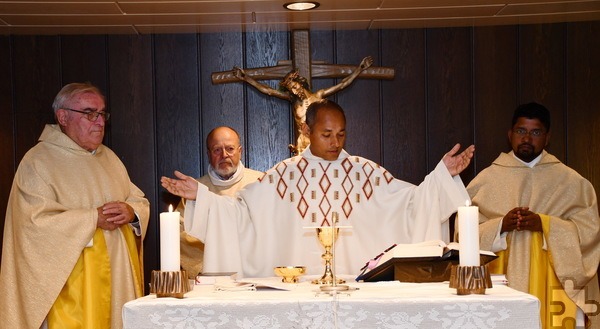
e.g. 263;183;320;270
178;126;262;278
162;100;475;278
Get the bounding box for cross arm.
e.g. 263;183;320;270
211;64;293;85
311;64;395;80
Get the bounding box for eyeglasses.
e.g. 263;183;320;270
512;128;545;137
210;145;241;156
63;108;110;122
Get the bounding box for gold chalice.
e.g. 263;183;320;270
274;266;306;283
312;227;346;285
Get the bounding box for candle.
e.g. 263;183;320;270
458;200;480;266
160;204;181;271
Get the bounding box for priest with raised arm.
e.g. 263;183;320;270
161;100;475;278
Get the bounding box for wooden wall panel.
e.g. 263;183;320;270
199;32;246;171
154;34;201;209
381;29;427;184
519;24;566;160
244;31;291;171
335;30;381;163
426;28;474;181
309;30;335;96
0;36;13;256
12;36;61;161
60;35;108;97
107;35;157;286
566;21;600;194
472;26;518;173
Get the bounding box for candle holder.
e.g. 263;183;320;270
149;270;191;298
449;264;492;295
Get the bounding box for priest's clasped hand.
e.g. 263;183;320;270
161;170;199;200
501;207;543;233
97;201;135;231
442;143;475;176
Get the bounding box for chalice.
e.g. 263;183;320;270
312;226;346;286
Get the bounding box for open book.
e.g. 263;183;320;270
356;240;496;282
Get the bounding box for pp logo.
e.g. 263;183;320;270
549;278;599;328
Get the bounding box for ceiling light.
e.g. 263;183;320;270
284;1;320;11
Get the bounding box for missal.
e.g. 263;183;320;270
356;240;497;283
195;272;238;285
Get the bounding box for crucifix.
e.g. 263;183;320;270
211;30;395;155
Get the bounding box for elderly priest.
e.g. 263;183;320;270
161;100;475;278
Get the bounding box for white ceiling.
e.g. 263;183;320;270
1;0;599;35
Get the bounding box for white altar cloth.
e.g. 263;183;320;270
122;277;540;329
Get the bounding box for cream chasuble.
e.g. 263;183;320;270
0;124;149;329
468;151;600;328
185;147;469;278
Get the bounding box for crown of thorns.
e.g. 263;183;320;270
279;70;309;92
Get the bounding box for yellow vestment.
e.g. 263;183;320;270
468;151;600;329
0;124;149;329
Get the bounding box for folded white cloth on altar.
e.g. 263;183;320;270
214;282;256;292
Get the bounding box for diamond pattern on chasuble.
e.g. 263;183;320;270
274;162;288;199
361;162;377;200
342;198;353;218
383;170;394;183
318;163;332;194
297;157;308;173
319;196;332;225
341;158;353;174
363;179;373;200
296;174;309;218
297;197;309;218
362;162;374;178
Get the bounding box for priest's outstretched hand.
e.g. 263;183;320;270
161;170;199;200
442;143;475;176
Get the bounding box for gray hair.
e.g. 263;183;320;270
52;82;105;113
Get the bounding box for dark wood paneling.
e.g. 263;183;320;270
519;24;566;160
381;29;427;184
107;34;157;286
12;36;61;160
472;26;518;174
154;34;201;209
199;32;246;171
566;21;600;190
426;28;474;181
0;36;14;256
244;31;291;171
309;30;335;96
335;30;381;163
60;35;108;94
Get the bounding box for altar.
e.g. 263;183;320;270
122;276;541;328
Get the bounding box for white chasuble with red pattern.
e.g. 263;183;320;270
185;148;469;278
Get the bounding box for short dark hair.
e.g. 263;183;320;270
512;102;551;132
305;100;346;129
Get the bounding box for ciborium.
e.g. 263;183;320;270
312;226;346;286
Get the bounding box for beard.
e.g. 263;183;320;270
514;143;541;163
214;160;236;179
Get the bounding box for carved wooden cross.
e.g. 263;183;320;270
212;30;395;89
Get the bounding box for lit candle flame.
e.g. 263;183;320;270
168;204;173;212
465;199;471;207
